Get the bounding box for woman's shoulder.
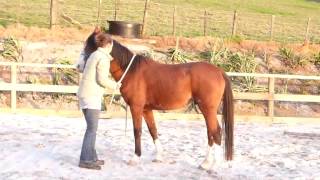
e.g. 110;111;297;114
92;49;107;58
90;50;99;58
87;50;103;62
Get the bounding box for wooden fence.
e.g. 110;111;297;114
0;62;320;122
1;1;319;43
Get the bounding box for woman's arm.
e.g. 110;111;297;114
96;56;118;89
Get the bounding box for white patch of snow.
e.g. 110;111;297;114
0;113;319;179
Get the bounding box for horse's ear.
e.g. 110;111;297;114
94;26;101;34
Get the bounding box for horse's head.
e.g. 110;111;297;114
83;27;102;60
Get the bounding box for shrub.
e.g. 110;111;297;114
0;36;23;62
278;47;309;68
229;35;244;44
312;52;320;67
168;48;193;64
204;47;263;92
168;37;194;64
52;58;78;85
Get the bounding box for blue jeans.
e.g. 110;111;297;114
80;109;100;162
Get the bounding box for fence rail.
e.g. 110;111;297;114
0;62;319;121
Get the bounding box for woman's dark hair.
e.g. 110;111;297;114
95;33;112;48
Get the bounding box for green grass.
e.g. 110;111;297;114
0;0;319;43
160;0;320;18
0;0;50;27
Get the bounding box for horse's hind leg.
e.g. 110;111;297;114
143;110;163;162
198;106;222;170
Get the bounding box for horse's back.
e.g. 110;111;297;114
144;61;225;96
142;62;193;109
189;61;225;80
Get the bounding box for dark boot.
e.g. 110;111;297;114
95;159;105;165
79;161;101;170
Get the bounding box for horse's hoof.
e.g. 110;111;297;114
152;154;164;163
199;161;213;171
127;160;138;166
198;165;207;170
127;154;140;166
152;159;163;163
199;165;212;171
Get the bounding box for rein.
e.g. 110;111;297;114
117;54;137;86
108;54;136;106
109;54;136;137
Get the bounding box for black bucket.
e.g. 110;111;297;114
107;21;142;38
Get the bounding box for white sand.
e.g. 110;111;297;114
0;113;319;179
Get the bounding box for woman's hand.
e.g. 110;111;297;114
114;82;122;89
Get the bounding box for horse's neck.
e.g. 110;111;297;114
110;60;124;82
110;57;158;82
112;70;123;82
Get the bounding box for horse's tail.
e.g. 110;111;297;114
222;72;234;161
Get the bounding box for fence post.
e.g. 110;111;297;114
304;17;311;44
269;15;275;41
203;10;208;36
114;0;118;20
11;64;17;112
97;0;102;24
231;10;237;37
172;6;177;36
50;0;59;29
142;0;150;37
268;77;275;119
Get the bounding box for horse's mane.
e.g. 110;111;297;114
83;32;98;61
111;39;148;71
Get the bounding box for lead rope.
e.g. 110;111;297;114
109;54;136;137
125;104;128;137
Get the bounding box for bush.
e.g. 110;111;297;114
52;58;78;85
203;47;263;92
278;47;309;68
0;36;23;62
168;48;194;64
229;35;244;44
312;52;320;67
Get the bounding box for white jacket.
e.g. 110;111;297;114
76;47;117;109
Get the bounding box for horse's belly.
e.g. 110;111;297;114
148;90;192;110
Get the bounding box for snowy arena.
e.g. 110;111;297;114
0;113;319;179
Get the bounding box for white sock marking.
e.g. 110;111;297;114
128;154;140;165
200;145;213;170
154;139;163;161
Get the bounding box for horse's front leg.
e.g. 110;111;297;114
128;105;143;165
143;110;163;162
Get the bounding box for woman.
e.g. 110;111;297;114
76;29;118;170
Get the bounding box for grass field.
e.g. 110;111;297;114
0;0;320;43
162;0;320;17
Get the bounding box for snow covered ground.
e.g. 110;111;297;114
0;113;319;180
